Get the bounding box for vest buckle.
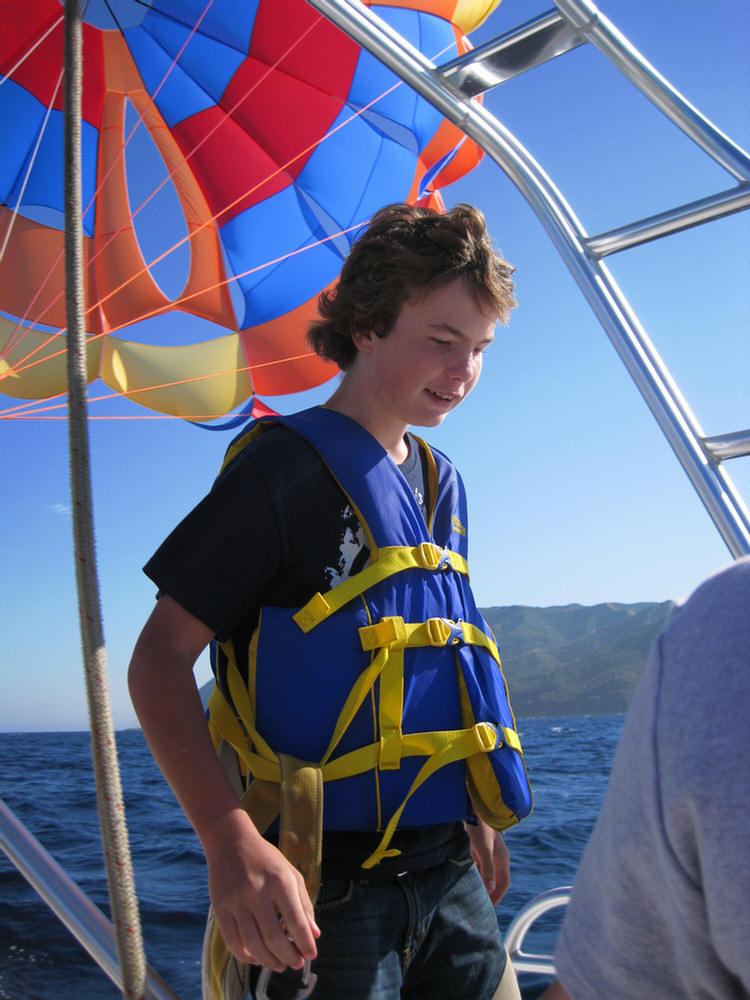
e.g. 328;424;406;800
415;542;442;570
424;617;463;646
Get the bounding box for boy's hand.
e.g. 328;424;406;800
467;816;511;905
128;596;320;970
204;808;320;970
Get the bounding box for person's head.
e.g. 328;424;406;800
307;203;515;370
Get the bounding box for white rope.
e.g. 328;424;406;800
63;3;148;998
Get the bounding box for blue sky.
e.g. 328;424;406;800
2;0;748;731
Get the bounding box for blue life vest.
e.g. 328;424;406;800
207;406;532;868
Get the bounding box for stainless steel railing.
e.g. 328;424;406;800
505;886;571;977
0;797;181;1000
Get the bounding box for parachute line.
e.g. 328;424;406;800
0;70;63;266
0;14;65;90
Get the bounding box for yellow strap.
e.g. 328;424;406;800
359;616;500;662
320;721;498;782
212;614;520;772
213;714;500;787
239;775;281;834
319;648;389;766
208;649;284;792
202;905;250;1000
226;646;277;764
207;684;247;753
239;758;324;904
293;544;469;633
378;643;404;770
500;726;522;753
212;644;401;782
278;755;323;905
210;670;513;871
361;722;499;869
358;616;503;776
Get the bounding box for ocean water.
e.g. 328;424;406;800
0;715;624;1000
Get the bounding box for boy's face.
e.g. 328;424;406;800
353;277;497;431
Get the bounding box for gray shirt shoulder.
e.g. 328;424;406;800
554;557;750;999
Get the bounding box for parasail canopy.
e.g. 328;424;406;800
0;0;498;421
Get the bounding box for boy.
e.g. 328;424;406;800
129;203;530;1000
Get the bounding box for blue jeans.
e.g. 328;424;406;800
249;848;508;999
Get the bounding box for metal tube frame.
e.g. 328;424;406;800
308;0;750;558
504;886;571;976
585;183;750;257
437;11;584;95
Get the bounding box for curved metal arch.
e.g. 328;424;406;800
504;885;571;976
309;0;750;557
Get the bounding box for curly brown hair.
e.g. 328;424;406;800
307;203;515;370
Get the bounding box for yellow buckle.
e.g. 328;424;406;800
476;722;499;752
414;542;442;570
424;617;452;646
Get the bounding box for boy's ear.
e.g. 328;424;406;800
351;328;376;354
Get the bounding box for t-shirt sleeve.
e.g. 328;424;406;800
143;443;283;641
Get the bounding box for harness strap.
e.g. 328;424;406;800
239;775;281;837
210;683;501;784
209;606;522;783
278;755;323;905
357;615;522;762
293;543;468;633
229;720;499;874
359;615;497;657
361;721;498;870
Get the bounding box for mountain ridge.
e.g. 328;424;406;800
482;600;672;717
